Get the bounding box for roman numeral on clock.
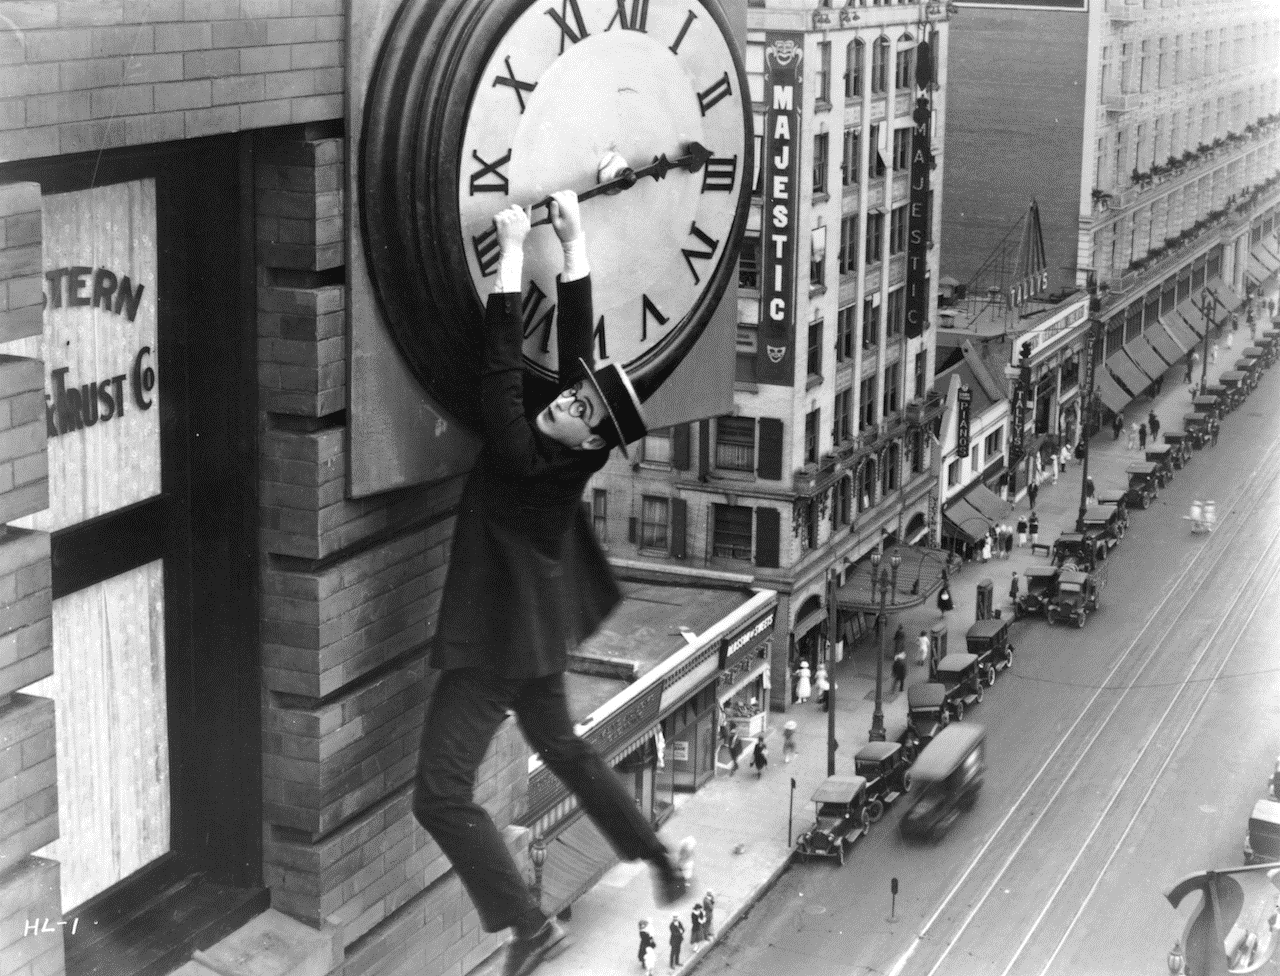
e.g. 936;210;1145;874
641;294;668;341
492;56;536;113
594;315;608;361
522;281;556;353
702;156;737;192
697;73;732;116
469;149;511;195
681;222;720;285
547;0;589;52
606;0;648;32
669;9;697;55
472;226;501;277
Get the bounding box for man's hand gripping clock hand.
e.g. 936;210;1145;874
548;189;590;282
493;203;530;295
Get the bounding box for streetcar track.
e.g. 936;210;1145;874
1033;536;1280;975
889;431;1280;976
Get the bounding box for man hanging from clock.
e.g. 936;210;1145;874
412;187;695;976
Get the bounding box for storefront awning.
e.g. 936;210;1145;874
1094;370;1131;414
1249;244;1280;284
1106;351;1154;398
942;495;990;543
1126;334;1172;377
942;510;986;545
964;483;1011;525
1160;313;1200;351
1205;279;1246;314
1174;298;1212;338
1146;322;1188;363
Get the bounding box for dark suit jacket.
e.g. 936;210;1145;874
432;275;622;679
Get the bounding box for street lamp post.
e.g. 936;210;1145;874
1076;274;1101;532
825;567;839;776
868;548;902;742
529;836;547;910
1199;289;1213;395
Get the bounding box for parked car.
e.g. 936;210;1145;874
1182;413;1211;449
1244;798;1280;865
1144;445;1175;487
1081;504;1127;548
1123;462;1162;510
899;723;986;843
904;682;950;750
1052;531;1107;571
965;618;1015;684
1192;394;1223;421
1044;568;1102;628
854;742;913;822
1015;566;1059;619
1234;357;1261;391
935;653;984;721
795;775;872;865
1161;432;1193;468
1203;383;1232;415
1218;372;1249;410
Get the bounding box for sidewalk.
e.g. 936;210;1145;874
477;285;1279;976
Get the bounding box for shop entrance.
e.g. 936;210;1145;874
1;138;264;972
656;685;717;816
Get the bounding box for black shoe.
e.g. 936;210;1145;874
502;920;571;976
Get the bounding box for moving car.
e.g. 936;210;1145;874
854;742;913;822
1123;462;1162;509
899;723;986;843
1044;568;1102;628
795;775;872;865
1015;565;1059;619
903;682;950;750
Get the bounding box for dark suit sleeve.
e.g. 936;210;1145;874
555;275;594;388
480;292;549;477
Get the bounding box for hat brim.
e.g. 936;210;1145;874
579;357;634;459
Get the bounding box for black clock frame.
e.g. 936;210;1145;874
361;0;753;431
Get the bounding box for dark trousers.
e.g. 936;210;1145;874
671;943;682;967
413;668;666;933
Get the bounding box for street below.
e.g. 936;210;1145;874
690;347;1280;976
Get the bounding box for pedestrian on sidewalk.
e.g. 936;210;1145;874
728;727;744;774
1138;423;1147;449
917;630;930;667
980;533;992;563
1017;515;1028;547
1112;413;1124;439
1184;358;1194;385
1227;326;1235;350
1060;443;1072;470
690;902;705;949
1086;476;1095;503
1003;524;1015;559
702;893;715;940
1029;512;1040;548
782;721;797;763
1127;421;1139;449
1210;342;1218;365
751;738;768;777
894;624;906;663
937;582;953;618
1148;411;1160;442
1028;480;1039;510
669;915;685;969
1210;417;1220;447
643;944;656;976
1009;570;1020;608
814;664;830;711
892;648;907;692
794;661;812;704
639;921;657;970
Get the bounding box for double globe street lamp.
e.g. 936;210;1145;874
868;547;902;743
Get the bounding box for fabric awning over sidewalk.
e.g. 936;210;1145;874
1161;313;1200;351
1094;370;1130;414
1249;242;1280;284
965;483;1011;524
1174;298;1212;337
943;501;987;544
1146;321;1188;362
1107;351;1154;397
1205;279;1246;313
1126;334;1172;376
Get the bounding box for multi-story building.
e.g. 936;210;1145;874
590;0;951;709
943;0;1280;430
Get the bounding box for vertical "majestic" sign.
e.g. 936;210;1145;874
906;95;932;340
756;33;803;386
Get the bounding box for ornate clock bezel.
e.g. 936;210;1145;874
361;0;754;431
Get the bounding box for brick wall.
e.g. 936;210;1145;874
0;0;346;163
0;182;62;976
254;130;524;976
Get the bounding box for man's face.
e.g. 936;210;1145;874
537;380;608;450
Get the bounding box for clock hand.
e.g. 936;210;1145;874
529;142;712;226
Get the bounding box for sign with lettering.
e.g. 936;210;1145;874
956;386;972;457
906;97;933;339
757;32;803;386
7;179;160;534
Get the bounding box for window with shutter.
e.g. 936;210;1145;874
712;504;753;560
757;417;784;480
640;496;669;551
754;507;780;568
715;416;756;471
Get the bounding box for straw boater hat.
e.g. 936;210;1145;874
578;358;647;458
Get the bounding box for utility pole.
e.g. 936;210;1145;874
825;568;839;776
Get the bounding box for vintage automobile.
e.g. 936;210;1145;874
934;653;984;721
1244;797;1280;865
899;723;986;843
1123;462;1162;509
965;618;1015;683
1258;334;1280;367
1203;382;1232;414
1235;357;1261;391
1159;432;1192;468
795;775;872;865
1242;345;1267;371
1182;412;1211;449
1219;370;1250;409
1081;504;1127;547
853;741;914;822
1044;568;1102;628
903;682;950;749
1143;445;1175;487
1052;531;1108;571
1095;491;1129;519
1015;565;1059;619
1191;394;1223;421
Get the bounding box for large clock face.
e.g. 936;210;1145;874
456;0;750;381
361;0;752;430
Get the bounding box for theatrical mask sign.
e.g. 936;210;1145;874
362;0;753;427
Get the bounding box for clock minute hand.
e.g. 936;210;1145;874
529;142;712;225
